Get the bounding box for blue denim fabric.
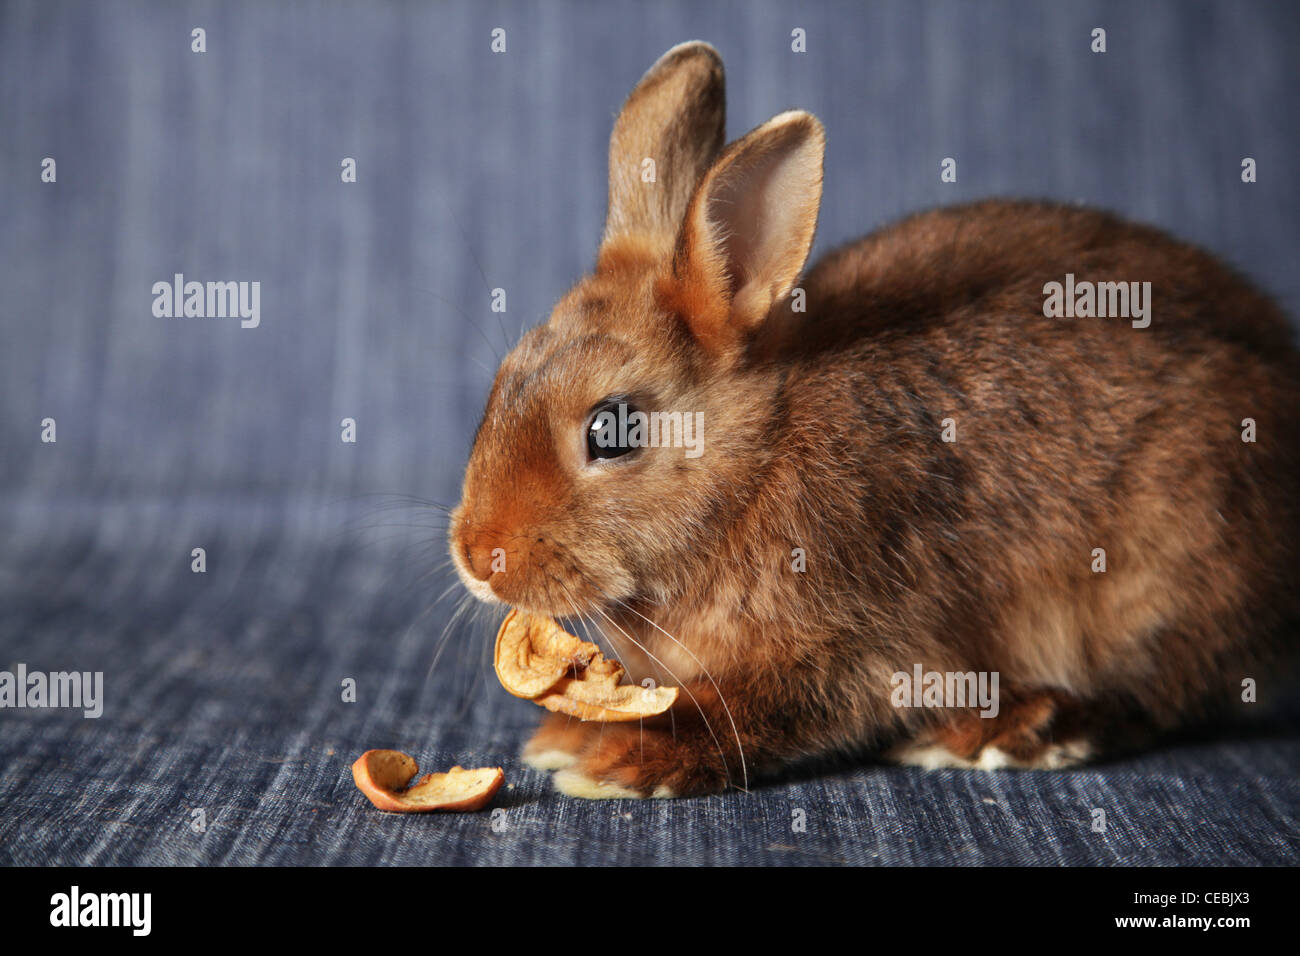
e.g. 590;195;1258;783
1;0;1298;865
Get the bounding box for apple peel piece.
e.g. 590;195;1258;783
494;609;679;722
351;749;503;813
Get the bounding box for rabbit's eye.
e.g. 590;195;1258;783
586;399;640;461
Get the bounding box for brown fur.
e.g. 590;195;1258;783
449;42;1300;797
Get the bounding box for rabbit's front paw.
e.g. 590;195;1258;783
520;712;592;771
551;724;729;799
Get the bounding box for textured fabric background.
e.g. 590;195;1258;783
1;0;1298;865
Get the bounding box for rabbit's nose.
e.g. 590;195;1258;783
465;538;494;581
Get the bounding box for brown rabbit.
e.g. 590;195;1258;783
449;41;1300;797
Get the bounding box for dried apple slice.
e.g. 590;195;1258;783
351;749;503;812
536;677;680;722
494;609;678;721
493;608;600;698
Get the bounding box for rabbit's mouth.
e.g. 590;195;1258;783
451;560;504;607
449;521;635;621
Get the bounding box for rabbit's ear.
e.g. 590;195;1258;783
599;42;726;260
660;111;824;356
